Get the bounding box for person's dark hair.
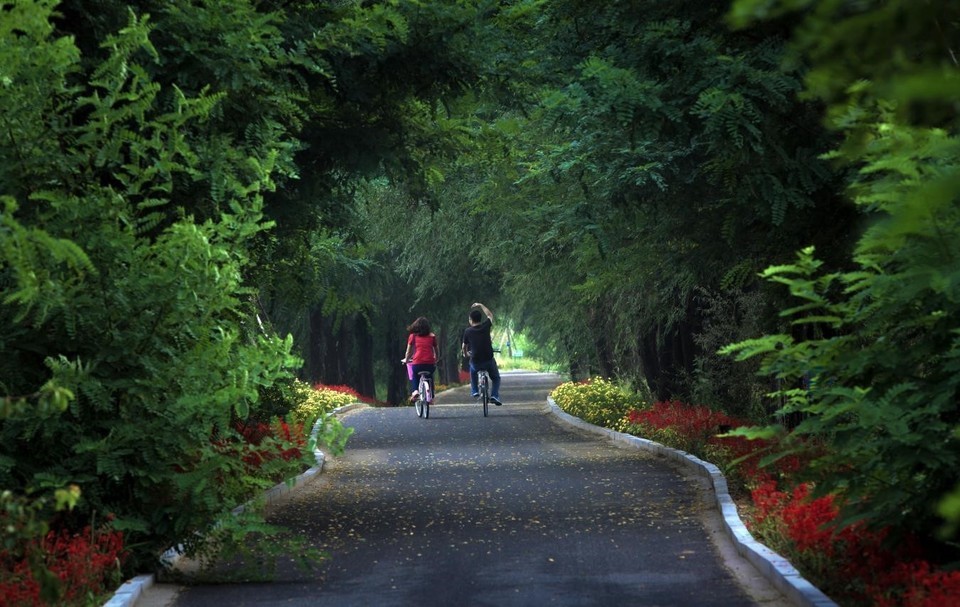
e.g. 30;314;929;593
407;316;431;336
469;309;483;323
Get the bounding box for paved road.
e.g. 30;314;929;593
142;371;790;607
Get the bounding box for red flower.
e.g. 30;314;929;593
623;398;957;605
869;560;960;607
1;525;126;606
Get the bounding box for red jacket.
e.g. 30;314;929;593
408;333;437;364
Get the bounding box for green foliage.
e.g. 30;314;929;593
312;413;354;459
176;504;326;583
550;378;645;431
0;196;94;323
391;0;850;400
0;0;81;197
724;239;960;540
690;286;772;419
0;1;307;572
939;482;960;540
722;0;960;542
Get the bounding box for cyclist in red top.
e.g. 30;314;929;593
402;317;439;401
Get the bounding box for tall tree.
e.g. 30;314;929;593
393;0;852;411
0;0;518;570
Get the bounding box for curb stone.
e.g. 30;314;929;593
101;574;154;607
106;402;368;607
544;397;838;607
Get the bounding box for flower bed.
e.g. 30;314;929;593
750;480;960;605
551;380;960;606
234;417;308;471
551;377;644;429
0;524;125;606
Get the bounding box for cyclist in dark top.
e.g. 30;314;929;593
461;302;502;405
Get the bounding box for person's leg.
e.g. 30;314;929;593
469;361;478;396
424;364;436;401
407;363;417;395
489;360;502;401
411;364;428;396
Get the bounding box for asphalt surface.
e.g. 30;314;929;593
140;371;792;607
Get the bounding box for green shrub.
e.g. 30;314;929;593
254;379;298;423
289;382;360;428
728;0;960;544
550;378;645;430
0;8;301;573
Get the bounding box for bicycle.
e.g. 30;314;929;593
414;370;432;419
403;360;433;419
470;349;499;418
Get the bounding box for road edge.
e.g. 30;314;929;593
110;391;838;607
103;402;369;607
543;397;838;607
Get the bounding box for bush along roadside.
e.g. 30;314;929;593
158;380;355;581
550;379;960;607
0;379;357;604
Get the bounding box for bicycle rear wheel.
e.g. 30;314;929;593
416;376;429;418
480;373;489;417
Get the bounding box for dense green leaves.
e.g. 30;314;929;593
406;0;849;402
0;2;307;569
723;0;960;541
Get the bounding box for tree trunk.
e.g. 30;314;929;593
355;316;376;399
305;306;324;385
639;329;664;399
320;315;339;385
334;319;349;385
386;324;406;406
595;330;615;379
